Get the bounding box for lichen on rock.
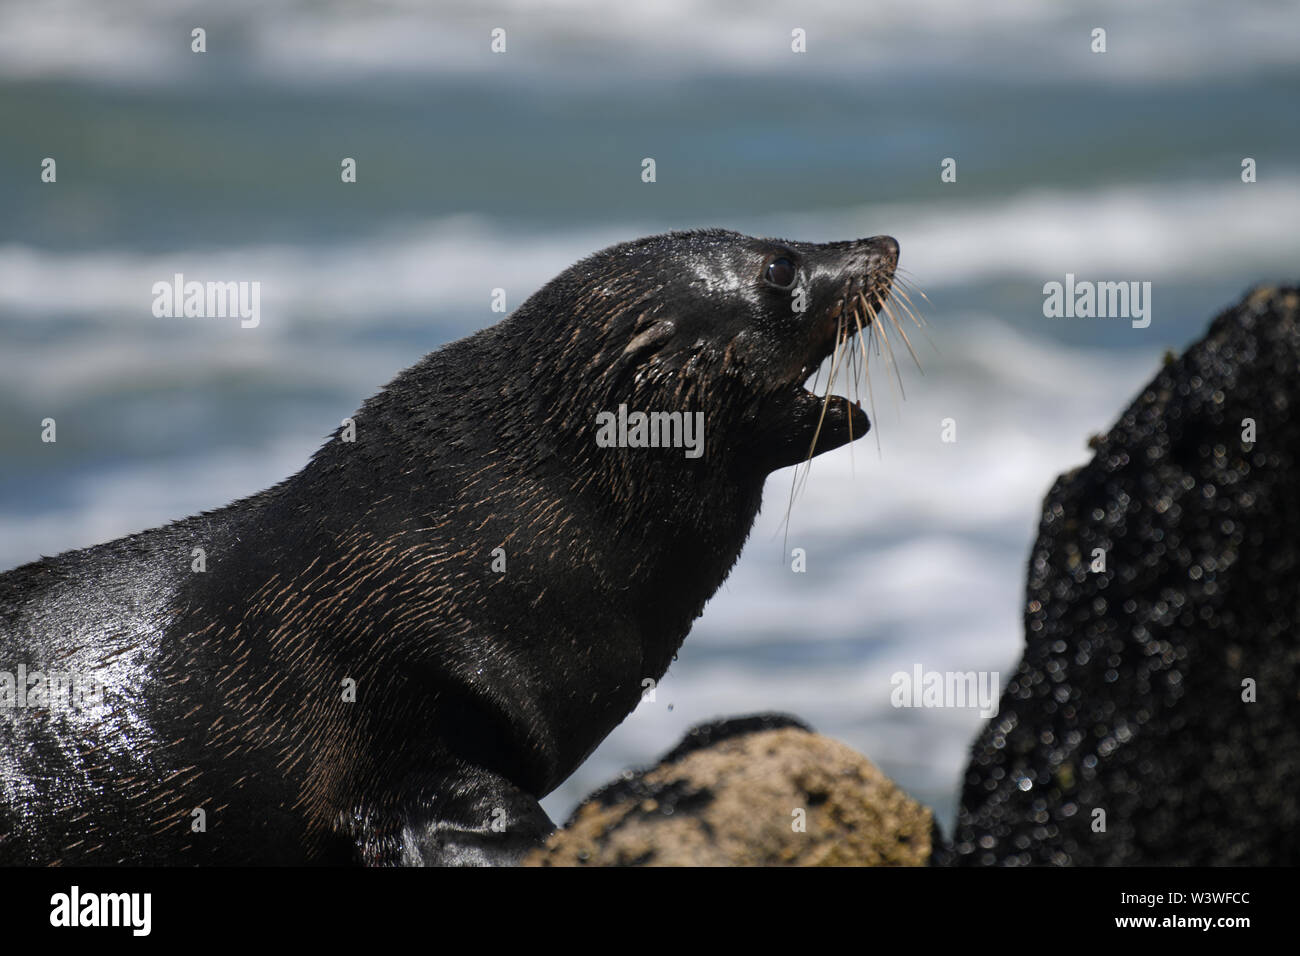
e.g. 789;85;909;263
524;714;934;866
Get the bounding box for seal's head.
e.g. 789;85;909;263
511;228;902;483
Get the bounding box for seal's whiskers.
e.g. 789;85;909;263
849;296;883;457
889;276;939;355
862;294;906;404
889;278;930;328
779;255;929;541
884;298;924;373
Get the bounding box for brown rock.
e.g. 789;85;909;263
524;715;933;866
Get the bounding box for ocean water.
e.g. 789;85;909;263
1;0;1297;832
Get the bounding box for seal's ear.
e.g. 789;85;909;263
600;316;678;398
619;318;676;364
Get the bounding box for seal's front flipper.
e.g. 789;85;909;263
396;770;555;867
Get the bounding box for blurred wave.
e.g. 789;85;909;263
3;176;1298;325
2;0;1296;85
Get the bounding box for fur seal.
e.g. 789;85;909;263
0;229;899;865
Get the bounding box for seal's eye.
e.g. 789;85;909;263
764;256;797;290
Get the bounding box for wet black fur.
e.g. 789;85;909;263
0;229;896;865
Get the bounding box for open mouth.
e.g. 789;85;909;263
788;262;920;459
745;236;923;475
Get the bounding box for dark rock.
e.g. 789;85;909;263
525;713;934;866
938;286;1300;866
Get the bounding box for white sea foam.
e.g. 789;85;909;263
0;437;318;569
2;177;1296;344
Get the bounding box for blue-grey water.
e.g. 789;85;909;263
1;0;1298;831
